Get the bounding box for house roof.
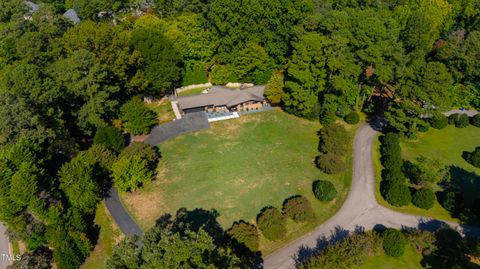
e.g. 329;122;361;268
177;86;265;110
63;9;81;24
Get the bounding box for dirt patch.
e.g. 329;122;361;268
121;164;169;230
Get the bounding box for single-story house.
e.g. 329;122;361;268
176;85;268;114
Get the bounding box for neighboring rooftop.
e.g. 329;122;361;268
24;1;81;24
177;86;265;110
63;9;81;24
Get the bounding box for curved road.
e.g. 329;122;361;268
264;121;480;269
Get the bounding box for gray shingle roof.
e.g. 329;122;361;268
63;9;81;24
177;86;265;110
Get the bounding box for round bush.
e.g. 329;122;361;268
471;114;480;127
455;113;469;128
383;182;411;207
430;114;448;129
381;168;405;184
417;121;429;132
448;114;458;125
412;188;435;210
315;153;346;174
313;180;337;202
382;229;407;258
94;126;125;152
465;147;480;168
120;97;157;135
282;196;316;223
344;112;360;125
227;221;259;251
256;207;286;241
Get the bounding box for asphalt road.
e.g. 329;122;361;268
264;121;480;269
105;187;143;237
0;224;11;269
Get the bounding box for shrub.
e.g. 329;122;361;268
119;142;160;169
312;180;337;202
440;190;464;213
227;221;259;252
265;70;285;105
318;124;350;156
382;229;407;258
412;188;435;209
381;152;403;171
464;147;480;168
455;113;469;128
430;114;448;129
344;112;360;125
120;97;157;135
299;231;382;269
406;229;437;255
448;113;458;125
381;169;405;184
471;114;480;127
256;207;286;241
417;121;429;132
282;196;316;223
383;182;411;207
94;126;125;152
315;153;346;174
112;155;153;192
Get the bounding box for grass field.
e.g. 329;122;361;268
374;125;480;221
354;244;423;269
81;202;123;269
145;98;175;124
121;109;359;254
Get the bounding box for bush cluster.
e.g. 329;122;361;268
316;124;350;174
227;221;259;252
448;113;469;128
412;188;435;209
312;180;337;202
430;114;448;129
282;196;316;223
344;111;360;125
382;229;407;258
299;231;382;269
464;146;480;168
471;114;480;127
379;133;411;206
256;207;286;241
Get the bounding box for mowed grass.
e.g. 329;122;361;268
374;125;480;221
145;98;175;124
81;202;123;269
354;244;423;269
121;109;358;254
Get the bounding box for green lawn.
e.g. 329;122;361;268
354;244;424;269
177;87;208;97
121;110;359;254
374;125;480;221
81;202;123;269
145;99;175;124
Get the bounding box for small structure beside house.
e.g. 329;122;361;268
24;1;81;24
176;85;268;115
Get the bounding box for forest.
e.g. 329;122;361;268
0;0;479;268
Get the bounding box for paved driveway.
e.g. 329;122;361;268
0;224;11;269
264;121;480;269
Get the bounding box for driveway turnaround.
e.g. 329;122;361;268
264;121;480;269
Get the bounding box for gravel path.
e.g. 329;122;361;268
264;120;480;269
